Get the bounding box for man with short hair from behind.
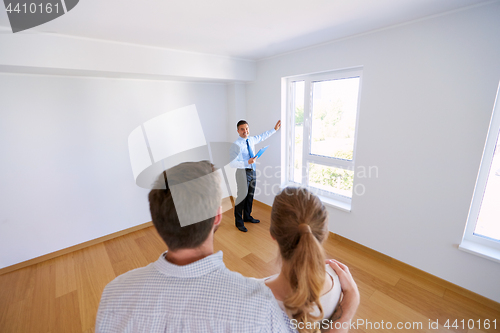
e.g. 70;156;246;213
96;160;359;333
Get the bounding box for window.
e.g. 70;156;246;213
460;82;500;263
283;68;362;211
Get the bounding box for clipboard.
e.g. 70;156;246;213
255;145;269;158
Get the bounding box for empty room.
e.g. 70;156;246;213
1;0;500;332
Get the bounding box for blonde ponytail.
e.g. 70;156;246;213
270;188;329;333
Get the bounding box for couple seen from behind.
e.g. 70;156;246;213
96;120;360;333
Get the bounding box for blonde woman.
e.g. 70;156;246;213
262;187;358;333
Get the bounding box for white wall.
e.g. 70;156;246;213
0;73;228;269
226;83;247;140
246;3;500;302
0;33;256;82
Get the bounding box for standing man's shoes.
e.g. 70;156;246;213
244;217;260;223
237;226;248;232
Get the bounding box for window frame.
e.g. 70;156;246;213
459;82;500;263
282;68;363;211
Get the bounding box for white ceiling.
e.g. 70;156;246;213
0;0;495;60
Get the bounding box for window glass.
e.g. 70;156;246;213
308;163;354;198
474;128;500;241
293;81;304;183
310;77;360;160
286;69;362;207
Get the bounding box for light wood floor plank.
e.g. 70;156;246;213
74;243;116;332
28;261;56;333
104;234;150;277
3;298;32;333
213;222;253;259
367;291;451;333
213;236;269;278
241;253;279;278
55;253;77;298
390;266;447;298
220;219;278;263
0;264;35;305
0;204;499;332
54;290;82;333
323;239;401;286
442;289;500;324
380;278;478;331
133;228;168;263
444;288;500;315
354;279;377;304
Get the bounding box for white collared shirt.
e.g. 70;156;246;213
230;129;276;169
96;251;296;333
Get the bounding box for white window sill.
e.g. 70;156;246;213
458;240;500;264
279;184;352;212
318;195;351;212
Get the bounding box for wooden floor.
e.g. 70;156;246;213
1;202;499;332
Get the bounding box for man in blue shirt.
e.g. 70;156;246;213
230;119;281;232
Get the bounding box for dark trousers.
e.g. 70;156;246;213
234;168;256;228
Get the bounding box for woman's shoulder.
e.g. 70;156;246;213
324;263;341;295
318;263;342;319
325;263;337;276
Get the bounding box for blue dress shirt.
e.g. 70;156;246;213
230;129;276;169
